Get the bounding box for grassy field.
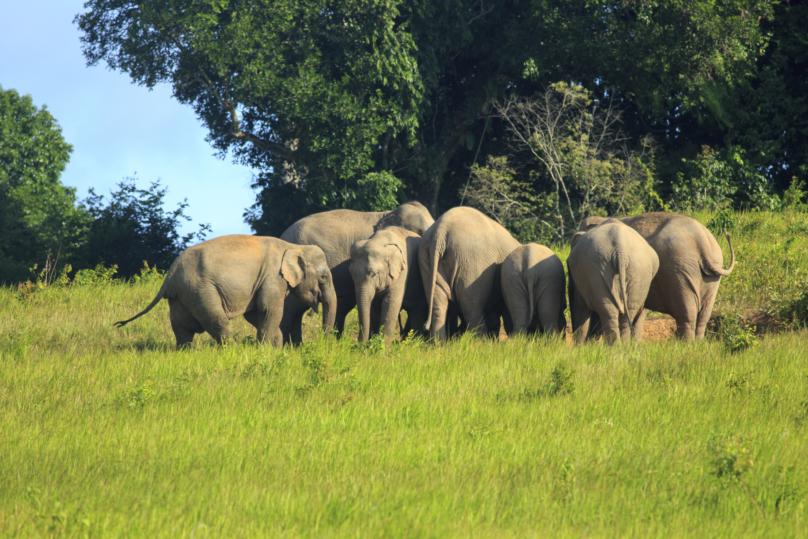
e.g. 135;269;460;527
1;211;807;537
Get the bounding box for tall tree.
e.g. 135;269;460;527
0;86;88;283
76;0;775;234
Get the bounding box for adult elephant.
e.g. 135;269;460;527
114;235;336;348
579;212;735;341
349;226;428;344
501;243;566;336
420;207;520;342
568;220;659;344
279;202;434;343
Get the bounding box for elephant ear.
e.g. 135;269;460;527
570;231;586;250
281;248;306;288
385;243;406;281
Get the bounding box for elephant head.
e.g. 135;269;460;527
281;246;337;333
349;238;406;341
375;202;434;236
578;215;608;232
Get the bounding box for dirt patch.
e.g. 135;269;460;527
642;316;677;342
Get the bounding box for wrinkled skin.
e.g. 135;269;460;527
568;220;659;344
501;243;566;337
279;202;434;343
114;235;336;348
419;207;521;343
579;212;735;341
349;227;428;344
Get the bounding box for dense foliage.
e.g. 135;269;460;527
77;179;210;278
76;0;792;236
0;87;209;283
0;86;88;283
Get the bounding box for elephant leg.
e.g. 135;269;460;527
430;288;450;343
169;299;201;349
280;295;307;344
537;293;564;337
380;291;405;345
502;308;514;337
370;298;383;337
619;312;632;343
251;298;285;348
695;286;719;340
485;310;501;340
633;309;648;343
334;296;356;339
672;301;698;342
507;294;533;336
596;304;621;345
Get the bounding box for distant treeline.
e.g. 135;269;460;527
0;86;207;284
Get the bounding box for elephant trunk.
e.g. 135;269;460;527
321;276;337;334
356;282;375;342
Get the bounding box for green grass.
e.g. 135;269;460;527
1;210;807;537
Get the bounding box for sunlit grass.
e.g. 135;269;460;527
2;272;807;536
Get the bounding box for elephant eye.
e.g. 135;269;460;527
319;274;327;283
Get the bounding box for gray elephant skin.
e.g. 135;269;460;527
501;243;566;336
568;220;659;344
349;226;428;344
420;206;520;342
579;212;735;340
114;235;337;348
279;202;434;343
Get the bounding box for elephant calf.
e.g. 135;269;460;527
114;235;337;348
501;243;566;336
349;227;428;344
568;220;659;344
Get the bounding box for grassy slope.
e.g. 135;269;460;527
1;211;807;537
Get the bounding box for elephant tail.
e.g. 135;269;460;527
423;230;444;332
612;254;634;336
113;270;176;328
703;229;736;276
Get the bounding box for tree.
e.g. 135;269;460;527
465;83;662;244
0;86;89;284
77;178;210;278
76;0;776;233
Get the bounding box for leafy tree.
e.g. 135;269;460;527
76;0;776;234
0;86;89;284
77;178;210;278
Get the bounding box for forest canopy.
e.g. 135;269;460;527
74;0;808;237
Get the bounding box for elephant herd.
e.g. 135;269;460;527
115;202;735;348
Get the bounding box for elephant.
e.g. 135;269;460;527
501;243;566;337
419;206;521;342
114;235;337;348
579;212;735;341
279;202;434;343
567;219;660;344
349;226;428;344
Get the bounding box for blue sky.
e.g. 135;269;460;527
0;1;255;238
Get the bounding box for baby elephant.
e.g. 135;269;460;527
349;226;428;344
567;219;659;344
114;235;337;348
501;243;566;336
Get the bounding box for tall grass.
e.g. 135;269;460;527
1;210;807;537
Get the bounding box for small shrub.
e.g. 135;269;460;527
782;177;808;212
73;263;118;286
547;362;576;396
708;434;763;518
720;311;758;353
130;261;164;284
121;380;155;409
521;362;576;400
